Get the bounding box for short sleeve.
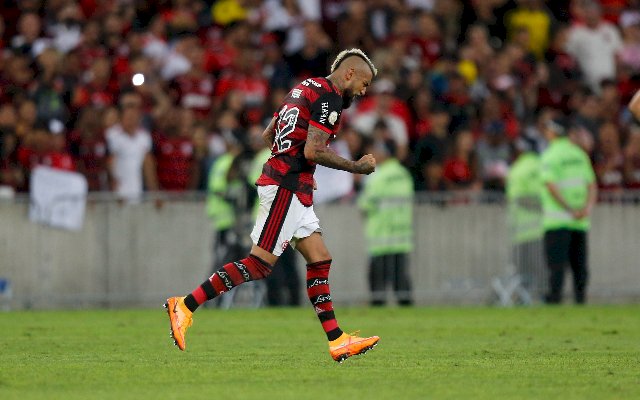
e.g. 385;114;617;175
105;128;121;155
309;92;343;134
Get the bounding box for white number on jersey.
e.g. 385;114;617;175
274;105;300;153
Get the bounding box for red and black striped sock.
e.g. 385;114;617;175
306;259;343;341
183;254;272;312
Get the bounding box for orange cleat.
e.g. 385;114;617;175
164;296;193;351
329;331;380;363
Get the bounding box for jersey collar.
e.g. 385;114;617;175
325;76;342;96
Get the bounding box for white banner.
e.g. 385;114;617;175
29;166;88;231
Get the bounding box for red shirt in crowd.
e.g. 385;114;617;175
68;130;109;191
408;36;442;67
153;132;195;191
443;157;473;186
171;74;215;120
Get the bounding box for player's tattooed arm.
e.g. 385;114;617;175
262;116;277;146
304;125;376;174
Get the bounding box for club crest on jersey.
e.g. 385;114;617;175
328;111;338;125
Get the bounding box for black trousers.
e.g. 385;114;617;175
369;253;413;306
544;229;588;304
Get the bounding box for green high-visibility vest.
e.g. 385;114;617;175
206;153;235;231
540;137;596;231
358;158;414;256
248;148;271;216
506;152;543;243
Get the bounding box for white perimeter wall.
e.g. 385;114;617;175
0;200;638;309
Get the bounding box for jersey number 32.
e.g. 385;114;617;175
274;105;299;153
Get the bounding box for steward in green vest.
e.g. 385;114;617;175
506;137;545;296
540;119;597;304
358;139;414;306
207;153;236;232
206;130;249;280
507;149;543;244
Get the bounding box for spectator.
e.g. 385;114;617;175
32;48;68;125
594;121;625;192
412;102;451;187
215;47;269;125
153;108;199;191
476;122;511;191
571;87;602;144
565;1;622;92
68;107;109;191
352;78;409;161
358;139;414;306
15;99;38;139
105;92;158;201
0;104;21;190
408;12;443;69
623;126;640;188
618;10;640;78
11;12;46;58
541;25;583;113
285;21;332;80
71;56;118;111
170;37;215;120
443;128;481;191
505;0;553;60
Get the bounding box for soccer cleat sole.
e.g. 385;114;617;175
334;341;379;363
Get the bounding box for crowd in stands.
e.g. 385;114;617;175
1;0;640;201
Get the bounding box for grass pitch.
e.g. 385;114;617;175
1;305;639;400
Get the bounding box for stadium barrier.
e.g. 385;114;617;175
0;191;639;309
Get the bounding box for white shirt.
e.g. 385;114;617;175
105;124;152;201
351;112;409;146
566;22;622;91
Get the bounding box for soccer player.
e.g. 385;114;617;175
165;48;380;362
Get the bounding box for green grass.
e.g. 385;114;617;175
1;306;639;400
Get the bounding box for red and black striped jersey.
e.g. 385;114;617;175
256;77;344;206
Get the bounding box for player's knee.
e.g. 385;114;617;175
244;254;273;280
306;258;332;271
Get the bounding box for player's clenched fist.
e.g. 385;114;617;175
354;154;376;174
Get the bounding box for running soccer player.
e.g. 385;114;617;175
165;48;380;362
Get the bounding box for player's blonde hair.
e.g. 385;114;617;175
330;48;378;77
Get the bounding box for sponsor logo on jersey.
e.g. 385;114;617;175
302;78;322;88
291;88;303;99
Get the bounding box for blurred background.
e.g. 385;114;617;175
0;0;639;309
